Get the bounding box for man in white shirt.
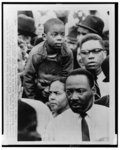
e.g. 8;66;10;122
44;69;110;144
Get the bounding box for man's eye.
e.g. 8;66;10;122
51;33;57;37
66;90;73;96
55;92;61;95
76;89;86;94
53;92;60;95
93;48;103;53
81;51;88;55
61;33;65;36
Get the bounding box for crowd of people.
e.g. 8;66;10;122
17;10;110;143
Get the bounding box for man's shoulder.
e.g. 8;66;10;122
30;41;45;56
62;42;73;56
54;109;75;123
92;104;109;117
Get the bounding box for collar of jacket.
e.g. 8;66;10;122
40;41;71;58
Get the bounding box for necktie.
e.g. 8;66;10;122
81;113;90;141
94;76;101;100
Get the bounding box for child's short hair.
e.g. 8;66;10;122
44;18;64;34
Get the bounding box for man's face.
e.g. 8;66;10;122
37;73;59;101
49;80;68;114
78;40;106;71
46;24;65;50
67;39;77;52
66;75;94;114
77;27;91;42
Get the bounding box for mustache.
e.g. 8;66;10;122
69;99;82;105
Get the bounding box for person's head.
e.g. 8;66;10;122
77;15;104;42
49;78;69;116
77;33;107;74
67;26;78;52
65;68;95;114
18;14;36;38
36;60;62;102
18;46;25;73
18;100;41;141
44;18;65;51
18;14;36;54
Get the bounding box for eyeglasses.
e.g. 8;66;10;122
80;48;104;55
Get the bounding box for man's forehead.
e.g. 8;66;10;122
81;40;102;50
50;81;64;91
48;24;65;33
66;75;91;90
66;75;89;85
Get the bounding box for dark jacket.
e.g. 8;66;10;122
94;95;109;107
23;41;73;99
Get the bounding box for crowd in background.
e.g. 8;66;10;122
17;9;110;142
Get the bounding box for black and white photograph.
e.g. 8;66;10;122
2;2;118;147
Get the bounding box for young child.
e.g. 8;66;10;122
23;18;73;101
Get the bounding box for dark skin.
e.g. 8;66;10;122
45;24;65;55
66;75;95;114
36;73;60;103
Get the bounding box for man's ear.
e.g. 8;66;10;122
42;33;46;41
103;50;107;59
92;86;96;95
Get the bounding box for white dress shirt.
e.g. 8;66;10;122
44;104;110;144
97;71;109;97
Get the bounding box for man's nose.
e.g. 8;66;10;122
44;86;49;93
88;52;94;59
49;93;56;101
56;34;62;40
71;91;79;100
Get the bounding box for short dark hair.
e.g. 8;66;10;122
44;18;64;34
37;60;62;76
78;33;105;49
66;68;95;88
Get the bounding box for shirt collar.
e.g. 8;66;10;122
43;41;68;57
97;71;105;81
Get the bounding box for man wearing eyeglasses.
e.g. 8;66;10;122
77;33;109;99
